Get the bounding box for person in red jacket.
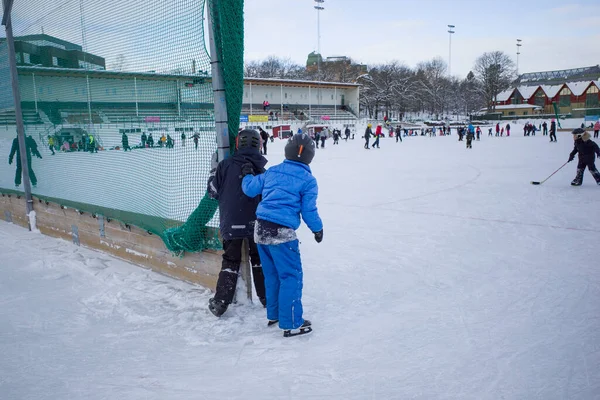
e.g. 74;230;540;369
372;123;383;148
495;123;500;137
594;120;600;139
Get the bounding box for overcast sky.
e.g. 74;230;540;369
244;0;600;77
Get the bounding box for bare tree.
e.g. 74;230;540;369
111;54;126;71
473;51;515;112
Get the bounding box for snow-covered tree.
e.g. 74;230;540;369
473;51;515;112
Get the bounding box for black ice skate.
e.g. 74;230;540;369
283;320;312;337
571;169;584;186
208;298;228;317
267;319;278;327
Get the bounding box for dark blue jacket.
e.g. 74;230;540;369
207;148;267;240
242;160;323;233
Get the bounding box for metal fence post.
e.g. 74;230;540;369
2;0;34;230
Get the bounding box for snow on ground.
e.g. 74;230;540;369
2;131;600;400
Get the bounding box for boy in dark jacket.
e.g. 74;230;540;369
568;128;600;186
207;129;268;317
241;133;323;337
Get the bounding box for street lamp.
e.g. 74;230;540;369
516;39;522;76
447;25;455;76
314;0;325;109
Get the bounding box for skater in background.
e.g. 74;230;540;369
344;126;351;141
495;123;500;137
567;128;600;186
320;127;329;148
395;125;402;142
476;126;481;141
364;124;372;149
207;129;267;317
147;133;154;148
121;132;131;152
242;133;322;337
47;135;55;155
181;132;186;147
506;123;511;137
466;123;475;149
332;128;340;145
542;121;548;136
259;127;269;155
549;119;557;142
372;123;382;148
193;132;199;149
594;120;600;139
314;129;321;149
88;134;97;153
166;134;174;149
9;134;42;187
141;132;147;148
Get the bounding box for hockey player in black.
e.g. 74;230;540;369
207;130;268;317
8;135;42;187
568;129;600;186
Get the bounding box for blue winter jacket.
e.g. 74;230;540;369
468;124;475;134
242;160;323;233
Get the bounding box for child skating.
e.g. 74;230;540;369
242;133;323;337
568;128;600;186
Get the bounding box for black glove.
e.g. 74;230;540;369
8;159;12;165
568;155;574;162
313;230;323;243
241;163;254;177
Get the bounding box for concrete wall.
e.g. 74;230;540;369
0;193;221;290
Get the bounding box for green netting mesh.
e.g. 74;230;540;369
208;0;244;150
0;0;244;254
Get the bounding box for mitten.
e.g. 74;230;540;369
241;163;254;177
313;230;323;243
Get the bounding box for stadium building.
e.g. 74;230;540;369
0;35;360;148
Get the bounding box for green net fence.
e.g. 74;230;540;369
0;0;245;254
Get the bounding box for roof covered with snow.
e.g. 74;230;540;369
516;86;538;100
540;84;565;99
496;89;514;102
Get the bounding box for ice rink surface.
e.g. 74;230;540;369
1;130;599;400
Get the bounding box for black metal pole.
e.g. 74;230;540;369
3;0;34;230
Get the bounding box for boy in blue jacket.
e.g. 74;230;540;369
241;133;323;337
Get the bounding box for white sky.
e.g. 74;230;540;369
244;0;600;77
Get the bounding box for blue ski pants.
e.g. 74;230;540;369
257;240;304;330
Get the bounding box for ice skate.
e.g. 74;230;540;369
283;320;312;337
571;169;584;186
267;319;278;327
208;298;228;317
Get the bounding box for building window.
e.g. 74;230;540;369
508;111;515;116
586;85;599;108
74;88;78;94
559;87;571;107
23;52;31;64
52;56;58;66
112;88;117;95
16;53;22;63
523;112;528;116
534;91;546;107
331;94;334;100
285;93;288;99
512;91;523;105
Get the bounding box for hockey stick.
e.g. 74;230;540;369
531;161;569;185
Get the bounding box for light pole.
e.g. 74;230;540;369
314;0;324;111
516;39;522;76
447;25;455;76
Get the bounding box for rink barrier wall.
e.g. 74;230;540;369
0;190;221;290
